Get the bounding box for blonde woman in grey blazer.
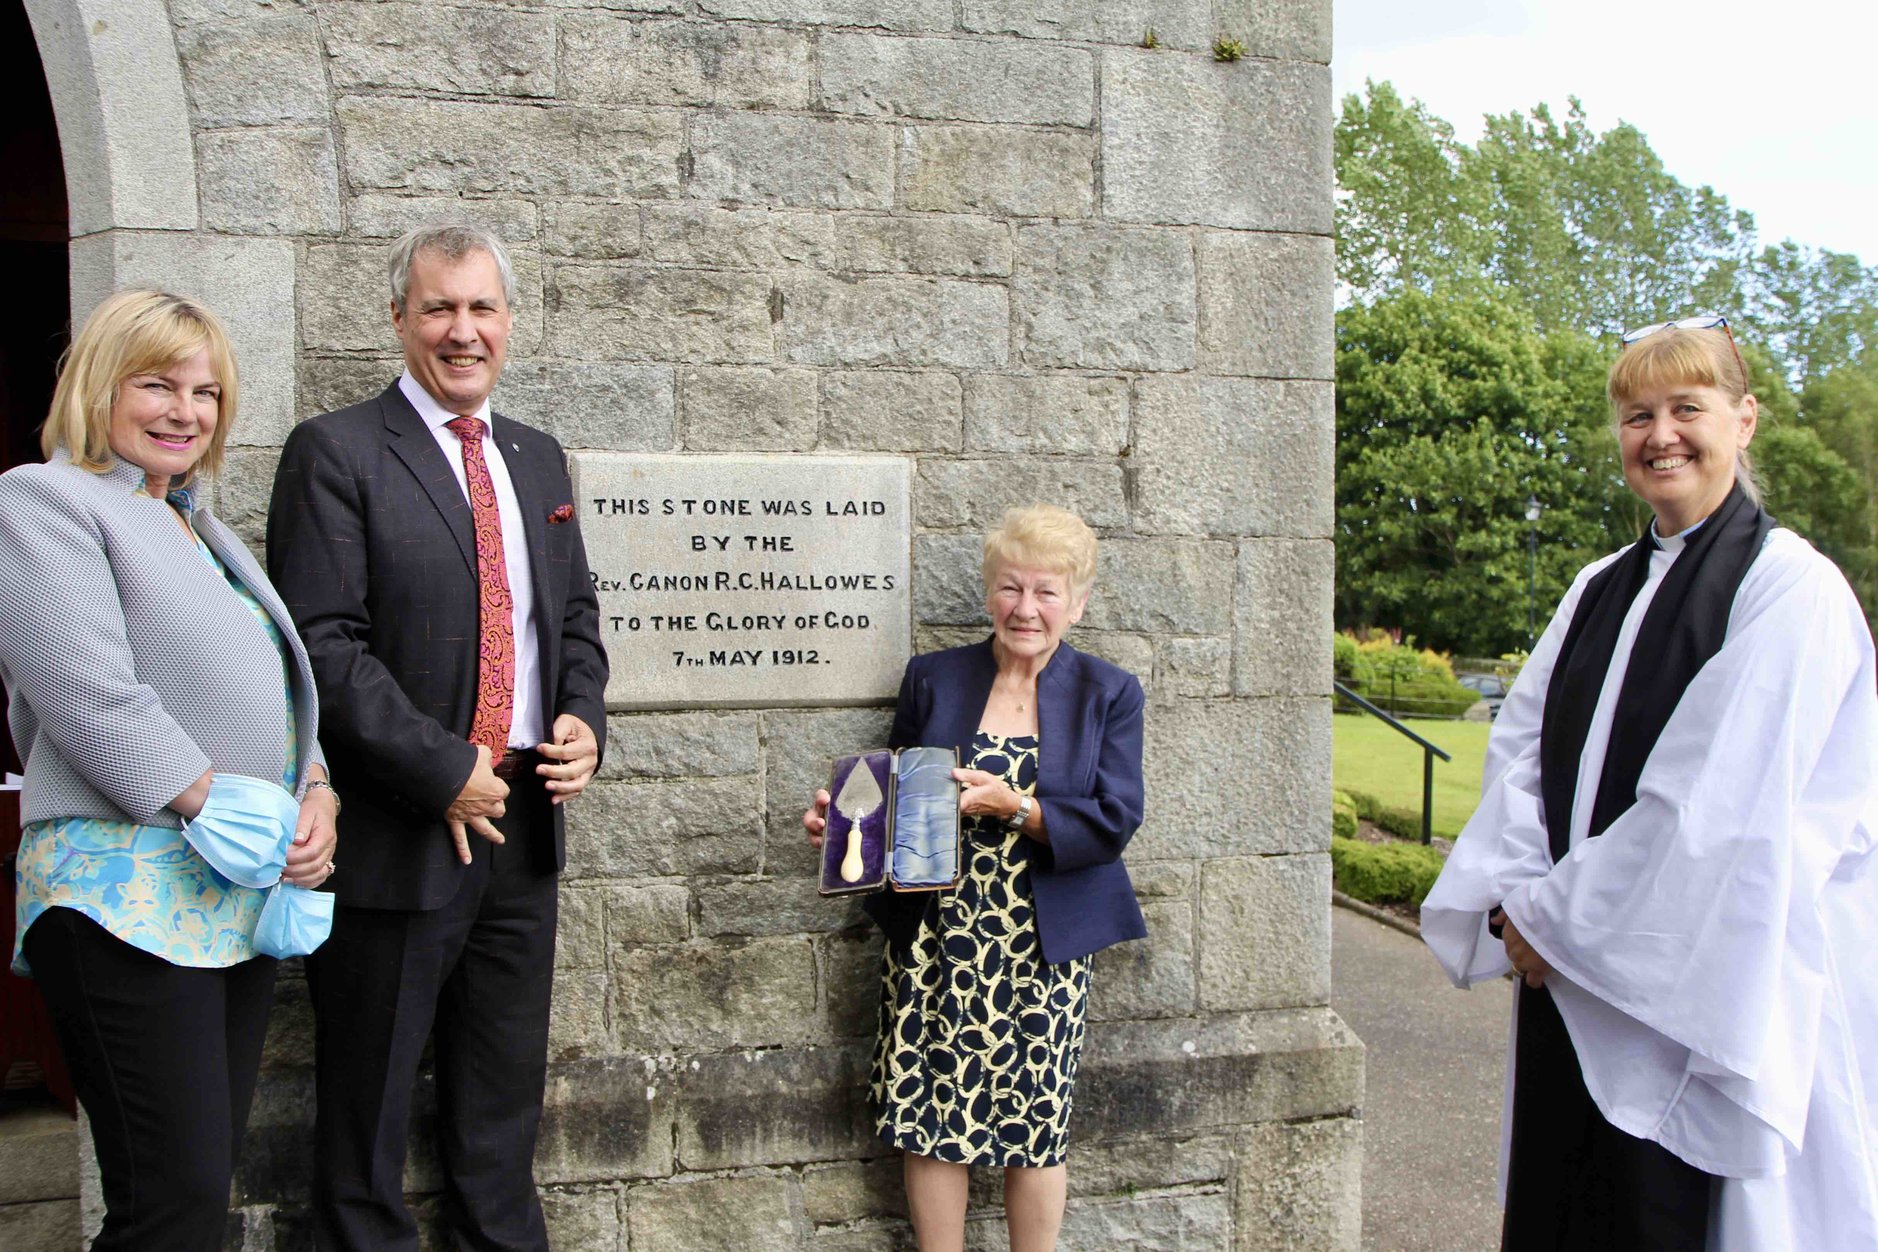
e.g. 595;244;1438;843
0;291;336;1252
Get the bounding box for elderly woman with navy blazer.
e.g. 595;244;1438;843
806;503;1146;1252
0;290;336;1251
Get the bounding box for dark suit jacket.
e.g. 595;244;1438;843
267;382;608;911
867;638;1147;964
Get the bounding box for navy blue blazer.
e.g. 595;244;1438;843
865;637;1147;964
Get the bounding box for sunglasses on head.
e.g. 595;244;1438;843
1620;314;1748;384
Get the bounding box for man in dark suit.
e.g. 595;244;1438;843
268;223;609;1252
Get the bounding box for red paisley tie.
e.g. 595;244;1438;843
446;417;515;754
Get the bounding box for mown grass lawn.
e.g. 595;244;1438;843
1331;713;1495;840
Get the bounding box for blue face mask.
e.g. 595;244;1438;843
182;772;299;888
253;882;334;959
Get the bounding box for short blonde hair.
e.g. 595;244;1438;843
981;504;1099;600
1607;325;1762;504
42;290;239;484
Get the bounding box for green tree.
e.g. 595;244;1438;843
1794;356;1878;630
1334;81;1485;297
1334;82;1878;387
1336;287;1634;655
1755;424;1863;547
1742;242;1878;389
1334;81;1878;646
1334;85;1755;336
1465;100;1753;335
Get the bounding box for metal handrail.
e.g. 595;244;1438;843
1334;680;1452;846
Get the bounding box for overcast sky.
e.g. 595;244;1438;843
1332;0;1878;264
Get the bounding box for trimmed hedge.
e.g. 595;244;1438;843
1334;631;1479;718
1330;836;1446;908
1341;788;1426;843
1331;790;1358;841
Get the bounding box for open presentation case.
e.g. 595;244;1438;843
818;746;961;896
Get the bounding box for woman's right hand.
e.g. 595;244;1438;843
802;789;831;849
284;778;339;888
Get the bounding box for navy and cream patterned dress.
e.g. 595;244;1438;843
871;730;1093;1167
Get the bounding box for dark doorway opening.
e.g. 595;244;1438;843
0;0;69;483
1;0;75;1116
0;0;67;781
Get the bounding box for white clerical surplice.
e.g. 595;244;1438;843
1423;527;1878;1251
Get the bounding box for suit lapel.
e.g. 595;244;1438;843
194;512;321;781
197;516;300;663
382;385;478;577
936;640;998;756
491;412;562;723
491;412;554;620
1035;643;1080;796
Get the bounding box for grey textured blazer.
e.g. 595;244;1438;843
0;453;324;829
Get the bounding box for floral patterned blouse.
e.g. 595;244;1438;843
11;489;297;975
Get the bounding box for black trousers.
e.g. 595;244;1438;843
1502;982;1716;1252
23;906;277;1252
306;769;558;1252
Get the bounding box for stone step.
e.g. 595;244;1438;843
0;1104;78;1252
0;1104;77;1205
0;1197;79;1251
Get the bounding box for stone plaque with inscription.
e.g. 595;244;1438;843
569;454;913;710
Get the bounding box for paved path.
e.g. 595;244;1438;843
1330;907;1509;1252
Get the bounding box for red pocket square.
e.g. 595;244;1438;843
548;503;575;525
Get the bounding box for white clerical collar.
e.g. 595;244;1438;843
399;370;492;437
1650;515;1708;555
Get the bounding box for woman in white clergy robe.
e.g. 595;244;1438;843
1421;315;1878;1252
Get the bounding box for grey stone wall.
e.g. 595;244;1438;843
32;0;1357;1247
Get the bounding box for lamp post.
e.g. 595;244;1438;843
1525;495;1542;647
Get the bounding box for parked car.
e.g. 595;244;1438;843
1456;672;1507;720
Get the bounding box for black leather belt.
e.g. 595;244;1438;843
492;748;540;781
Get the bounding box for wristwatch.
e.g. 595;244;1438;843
1004;793;1033;830
301;778;342;816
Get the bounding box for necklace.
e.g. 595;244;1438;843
1015;701;1026;713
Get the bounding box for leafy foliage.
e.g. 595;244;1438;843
1334;83;1484;298
1341;789;1432;843
1334;82;1878;645
1330;836;1446;907
1331;790;1358;841
1335;287;1638;653
1798;355;1878;634
1335;84;1754;337
1743;243;1878;390
1334;630;1479;718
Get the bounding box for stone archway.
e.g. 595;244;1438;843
22;0;297;447
12;11;214;1242
21;0;197;246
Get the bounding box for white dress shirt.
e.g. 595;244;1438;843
399;371;543;749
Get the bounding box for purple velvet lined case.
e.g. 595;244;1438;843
819;751;893;895
818;747;962;897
